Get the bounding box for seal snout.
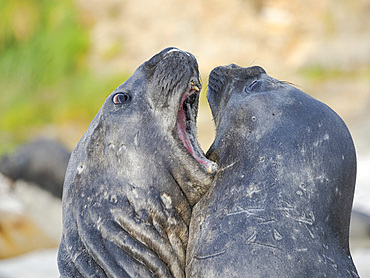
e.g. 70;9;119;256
207;64;267;117
163;47;193;59
144;47;180;68
208;67;227;95
143;47;217;174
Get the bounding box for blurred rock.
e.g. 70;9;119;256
0;139;70;199
350;210;370;249
0;248;59;278
352;248;370;278
0;212;56;259
0;174;58;259
11;179;63;244
353;156;370;217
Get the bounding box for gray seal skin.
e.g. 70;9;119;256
57;47;216;278
186;64;359;277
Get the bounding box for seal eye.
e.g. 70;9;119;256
112;93;130;105
246;80;261;92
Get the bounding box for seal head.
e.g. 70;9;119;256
186;64;358;277
58;48;215;278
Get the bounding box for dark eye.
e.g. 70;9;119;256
112;93;130;105
246;80;261;92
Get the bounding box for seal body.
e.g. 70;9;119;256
0;139;70;198
58;48;215;278
186;64;359;277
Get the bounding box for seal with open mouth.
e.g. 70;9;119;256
186;64;358;277
57;47;216;278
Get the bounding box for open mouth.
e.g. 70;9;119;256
176;81;217;173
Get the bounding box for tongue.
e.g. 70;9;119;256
177;91;195;156
176;90;215;172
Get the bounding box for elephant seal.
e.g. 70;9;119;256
0;138;70;198
186;64;359;277
57;48;216;278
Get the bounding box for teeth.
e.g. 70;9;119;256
189;82;200;92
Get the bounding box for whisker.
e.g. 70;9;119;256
280;80;303;89
249;58;258;67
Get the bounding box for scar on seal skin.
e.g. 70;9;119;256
186;64;359;277
57;48;216;278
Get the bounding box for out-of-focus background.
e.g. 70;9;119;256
0;0;369;277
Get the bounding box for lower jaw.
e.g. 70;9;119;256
176;123;216;173
195;155;216;173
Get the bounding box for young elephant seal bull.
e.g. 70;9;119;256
186;64;358;277
57;48;216;278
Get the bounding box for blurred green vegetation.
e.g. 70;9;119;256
299;65;370;82
0;0;127;155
